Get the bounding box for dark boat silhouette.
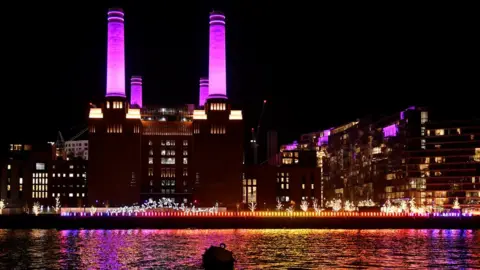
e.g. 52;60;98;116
202;243;235;269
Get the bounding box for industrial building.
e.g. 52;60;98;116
87;8;243;208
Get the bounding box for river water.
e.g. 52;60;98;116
0;229;479;269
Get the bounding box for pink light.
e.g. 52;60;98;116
207;12;227;99
199;77;209;106
285;141;298;150
106;8;126;97
383;124;398;137
130;76;142;108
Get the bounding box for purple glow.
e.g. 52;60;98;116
106;8;126;97
383;124;398;137
400;106;415;120
199;77;209;107
285;141;298;150
130;76;142;108
318;129;332;146
207;12;227;99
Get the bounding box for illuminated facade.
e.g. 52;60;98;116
87;8;243;208
407;120;480;210
65;140;88;160
275;107;427;206
276;107;480;211
0;143;87;209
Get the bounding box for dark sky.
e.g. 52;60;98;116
2;2;478;151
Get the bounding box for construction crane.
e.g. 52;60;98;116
56;127;88;158
251;100;268;164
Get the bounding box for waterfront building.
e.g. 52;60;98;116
407;119;480;210
0;143;87;209
88;9;243;208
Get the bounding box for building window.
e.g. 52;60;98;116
148;157;153;164
131;172;136;187
148;168;154;176
194;123;200;134
163;140;175;146
7;164;11;170
89;125;96;133
183;150;188;156
149;149;153;156
32;173;48;198
183;168;188;176
36;163;45;171
148;140;152;146
107;124;123;133
435;129;444;136
474;148;480;162
183;158;188;165
106;101;110;108
183;140;188;146
242;178;257;203
421;111;428;124
210;124;226;134
210;103;226;111
161;158;175;165
134;125;140;133
113;101;123;109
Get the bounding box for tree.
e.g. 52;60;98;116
332;199;342;212
248;202;257;212
89;205;97;215
32;202;41;216
300;200;309;212
0;199;5;211
53;197;61;213
276;199;283;211
312;198;322;213
452;197;461;209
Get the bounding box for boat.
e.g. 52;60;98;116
202;243;235;269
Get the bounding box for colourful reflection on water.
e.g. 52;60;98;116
0;229;479;269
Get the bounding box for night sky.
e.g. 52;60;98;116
2;2;478;156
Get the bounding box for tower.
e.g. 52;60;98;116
199;77;209;107
130;76;142;108
192;11;243;209
88;8;142;206
207;11;227;99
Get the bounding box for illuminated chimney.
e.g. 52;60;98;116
207;11;227;100
130;76;142;108
106;8;126;97
199;77;209;107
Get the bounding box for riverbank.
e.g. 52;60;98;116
1;215;479;229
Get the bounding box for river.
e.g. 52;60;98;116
0;229;479;269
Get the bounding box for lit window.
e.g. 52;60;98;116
7;164;11;170
242;178;257;203
311;184;314;189
69;193;73;197
19;178;23;184
183;140;188;146
149;157;153;164
36;163;45;170
183;158;188;165
148;168;153;176
69;173;74;177
161;158;175;165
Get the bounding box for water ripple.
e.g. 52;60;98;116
0;229;479;269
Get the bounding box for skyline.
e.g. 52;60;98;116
2;2;478;146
